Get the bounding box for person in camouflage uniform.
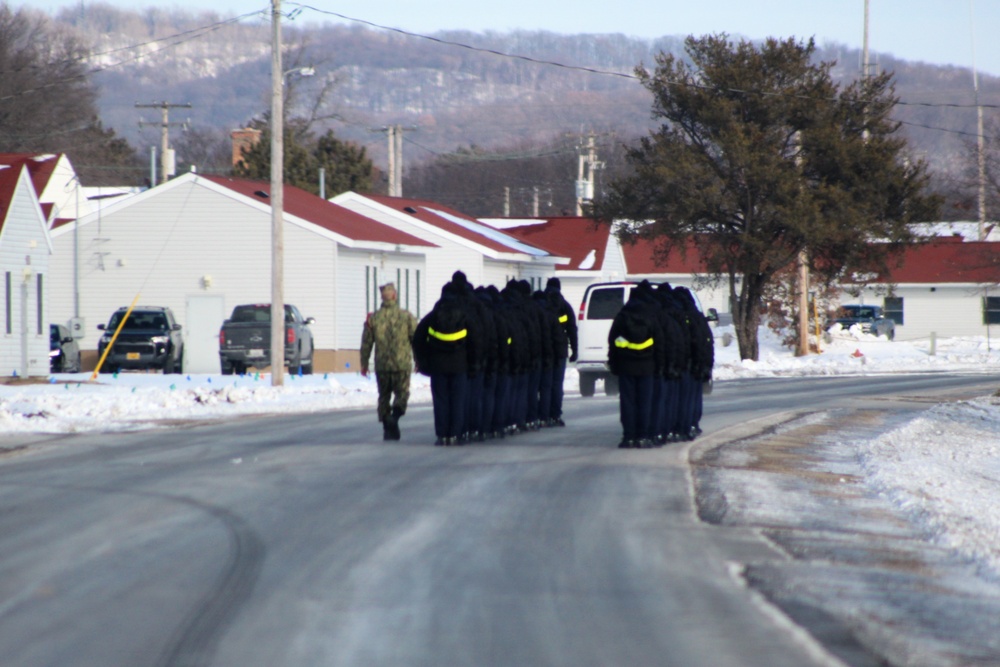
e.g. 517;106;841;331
360;283;418;440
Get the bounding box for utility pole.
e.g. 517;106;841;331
270;0;285;386
372;125;413;197
794;130;809;357
575;134;603;215
862;0;870;79
970;0;987;240
136;101;191;185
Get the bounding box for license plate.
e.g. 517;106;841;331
127;352;141;360
249;349;264;357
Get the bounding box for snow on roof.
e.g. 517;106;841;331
425;207;549;256
479;217;547;230
912;221;999;241
361;194;551;256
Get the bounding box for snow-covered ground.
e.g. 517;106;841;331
4;325;997;435
3;325;1000;584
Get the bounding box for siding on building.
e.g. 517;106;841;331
334;196;497;306
48;174;429;371
847;283;1000;341
0;166;52;376
342;248;425;350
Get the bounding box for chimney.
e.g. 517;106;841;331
231;128;262;168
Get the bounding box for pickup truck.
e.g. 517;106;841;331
218;303;316;374
828;304;896;340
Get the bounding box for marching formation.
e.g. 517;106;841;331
412;272;578;446
607;280;715;449
360;273;714;448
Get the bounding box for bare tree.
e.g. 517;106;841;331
0;5;141;184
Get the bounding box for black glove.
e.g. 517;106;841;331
569;351;578;362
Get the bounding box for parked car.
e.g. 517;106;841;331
49;323;81;373
575;281;717;397
218;303;315;374
829;304;896;340
97;306;184;373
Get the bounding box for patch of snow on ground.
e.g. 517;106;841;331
858;394;1000;576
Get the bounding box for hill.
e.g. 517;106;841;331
46;4;1000;211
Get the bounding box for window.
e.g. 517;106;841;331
586;287;626;320
884;297;904;326
36;274;44;335
5;272;10;335
365;266;380;313
984;296;1000;325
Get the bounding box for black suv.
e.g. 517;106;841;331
829;304;896;340
97;306;184;373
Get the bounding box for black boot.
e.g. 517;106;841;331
388;406;404;440
382;410;399;440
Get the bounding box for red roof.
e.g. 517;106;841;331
621;236;711;274
203;176;435;247
0;165;21;226
0;153;60;200
878;238;1000;284
623;234;1000;283
364;194;535;255
504;217;610;270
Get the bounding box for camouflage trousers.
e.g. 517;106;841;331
376;371;411;422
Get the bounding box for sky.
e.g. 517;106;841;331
23;0;1000;77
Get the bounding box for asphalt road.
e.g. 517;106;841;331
0;373;997;667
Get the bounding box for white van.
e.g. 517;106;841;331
575;282;717;397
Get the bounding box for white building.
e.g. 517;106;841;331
0;162;53;377
48;172;435;373
332;193;567;303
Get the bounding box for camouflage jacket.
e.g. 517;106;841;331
360;300;418;372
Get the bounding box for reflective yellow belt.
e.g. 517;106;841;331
558;315;569;324
614;336;653;350
429;326;467;342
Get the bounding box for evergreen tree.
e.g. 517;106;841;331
591;35;940;361
233;121;374;197
314;130;373;196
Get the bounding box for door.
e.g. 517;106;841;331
185;294;226;374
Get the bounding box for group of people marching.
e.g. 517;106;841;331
411;271;578;446
607;280;715;449
360;272;713;448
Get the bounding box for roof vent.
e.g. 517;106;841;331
254;190;269;199
403;206;418;214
